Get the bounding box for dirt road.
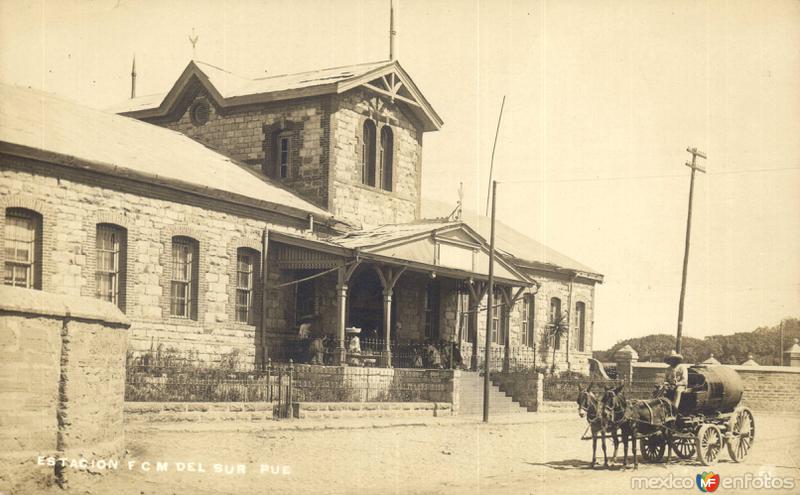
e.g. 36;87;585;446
33;413;800;494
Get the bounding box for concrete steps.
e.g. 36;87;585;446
458;372;530;415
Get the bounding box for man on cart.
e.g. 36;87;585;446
663;350;689;420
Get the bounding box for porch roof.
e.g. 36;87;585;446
270;222;534;287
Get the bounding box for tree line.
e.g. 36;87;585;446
593;318;800;366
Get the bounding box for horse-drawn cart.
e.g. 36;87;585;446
632;365;755;466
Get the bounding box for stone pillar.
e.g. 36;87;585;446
336;282;348;366
785;339;800;367
534;373;544;412
382;289;393;368
614;345;639;384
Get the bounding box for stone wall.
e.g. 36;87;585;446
124;402;274;423
0;287;129;491
621;354;800;413
291;365;457;409
329;89;422;226
155;86;331;209
1;161;310;364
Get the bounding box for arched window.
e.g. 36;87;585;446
170;236;199;319
235;248;260;324
362;120;377;186
379;126;393;191
549;297;562;350
96;223;127;311
575;301;586;352
4;208;42;289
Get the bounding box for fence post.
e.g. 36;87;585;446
288;359;294;420
614;345;639;385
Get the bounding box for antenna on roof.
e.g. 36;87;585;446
389;0;397;61
130;54;136;99
189;28;199;60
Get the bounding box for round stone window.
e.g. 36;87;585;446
190;100;210;126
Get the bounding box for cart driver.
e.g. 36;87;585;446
663;350;688;416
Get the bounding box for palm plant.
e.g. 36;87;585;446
546;310;570;373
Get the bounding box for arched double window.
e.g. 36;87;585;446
362;120;377;186
3;208;42;289
362;119;394;191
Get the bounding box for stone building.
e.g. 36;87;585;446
0;57;602;373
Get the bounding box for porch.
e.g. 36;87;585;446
262;222;537;372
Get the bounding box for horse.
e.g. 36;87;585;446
576;384;612;468
601;384;675;469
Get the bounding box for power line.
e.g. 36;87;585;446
495;166;800;185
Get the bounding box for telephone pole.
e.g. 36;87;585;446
676;147;706;354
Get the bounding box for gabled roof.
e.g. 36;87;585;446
109;59;443;131
271;220;534;287
0;83;331;220
421;199;603;281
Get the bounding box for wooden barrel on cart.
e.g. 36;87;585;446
678;365;744;416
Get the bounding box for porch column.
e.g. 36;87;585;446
469;293;479;370
374;265;406;368
336;261;361;366
382;289;393;367
336;282;348;365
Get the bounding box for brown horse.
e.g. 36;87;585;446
601;384;675;469
576;384;613;468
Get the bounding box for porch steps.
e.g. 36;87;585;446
457;372;530;415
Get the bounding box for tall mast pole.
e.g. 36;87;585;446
389;0;396;60
676;147;706;354
485;96;506;216
483;180;497;423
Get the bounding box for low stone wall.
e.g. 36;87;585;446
292;365;457;408
295;402;451;419
627;361;800;413
125;402;274;423
0;287;129;492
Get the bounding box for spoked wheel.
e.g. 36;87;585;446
696;424;723;466
640;433;666;462
669;435;696;459
727;407;755;462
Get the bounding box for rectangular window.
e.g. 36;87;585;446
170;237;197;319
4;209;40;289
279;136;290;179
491;291;502;345
236;251;254;324
550;297;562;350
456;290;470;342
96;224;126;310
522;295;535;347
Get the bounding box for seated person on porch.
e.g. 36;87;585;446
297;314;318;340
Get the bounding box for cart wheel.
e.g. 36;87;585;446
669;435;696;459
641;434;666;462
727;407;755;462
696;424;723;466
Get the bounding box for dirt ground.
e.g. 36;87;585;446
23;412;800;495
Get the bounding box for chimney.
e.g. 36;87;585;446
130;55;137;99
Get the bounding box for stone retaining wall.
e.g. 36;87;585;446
124;402;274;423
0;287;129;492
295;402;451;419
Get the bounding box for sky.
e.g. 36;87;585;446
1;0;798;350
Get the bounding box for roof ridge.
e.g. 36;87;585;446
251;59;392;82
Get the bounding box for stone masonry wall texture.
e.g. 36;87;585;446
0;287;129;492
0;163;307;363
